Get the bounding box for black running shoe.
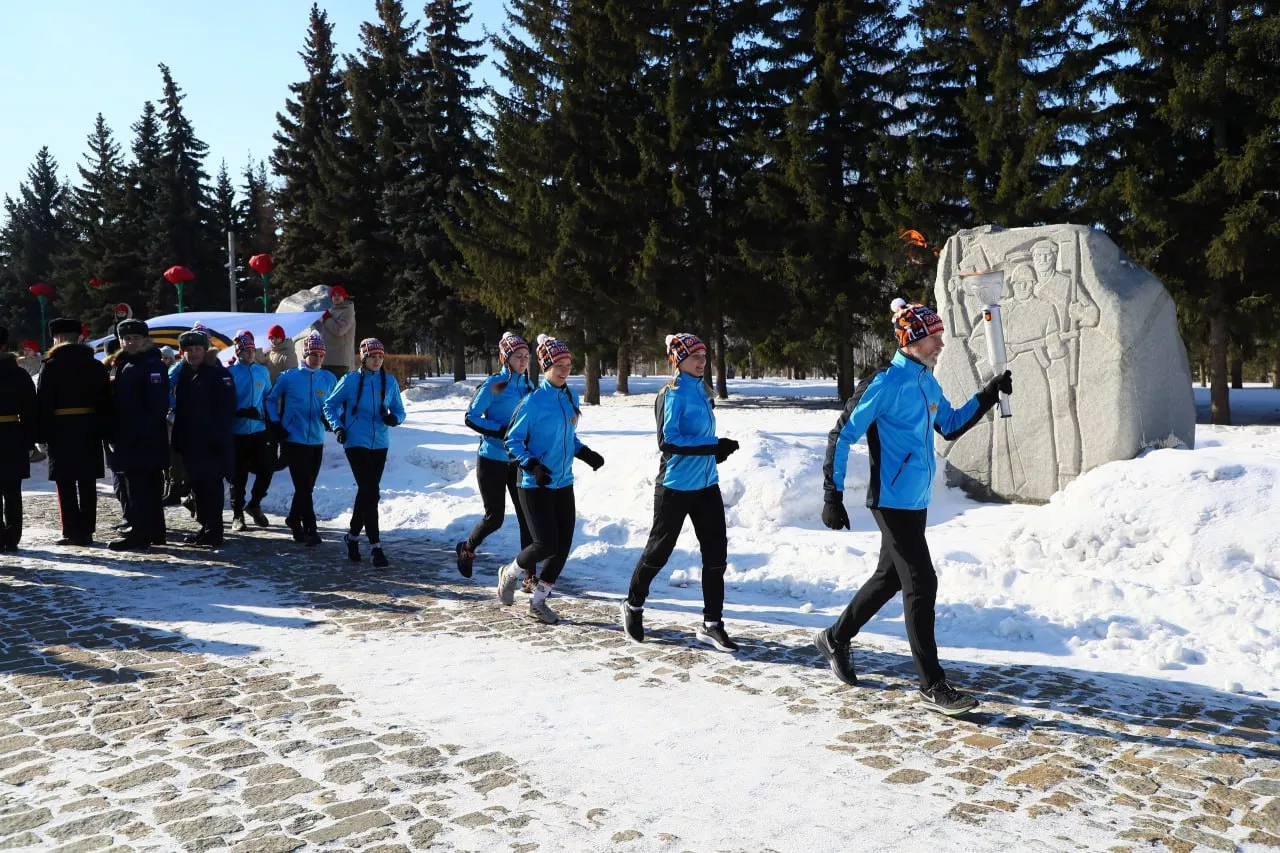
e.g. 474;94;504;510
245;503;269;527
813;628;858;686
303;531;322;547
107;537;150;553
696;621;739;652
345;534;361;562
370;546;389;569
455;541;474;578
620;600;644;643
919;680;979;716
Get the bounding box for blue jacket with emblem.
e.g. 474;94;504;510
229;360;272;436
504;379;589;489
265;366;338;446
465;368;534;461
322;367;406;451
654;371;720;491
824;350;994;510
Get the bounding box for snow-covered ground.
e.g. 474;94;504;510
193;375;1280;702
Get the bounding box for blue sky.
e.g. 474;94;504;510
0;0;506;199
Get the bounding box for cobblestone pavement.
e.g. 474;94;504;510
3;494;1280;852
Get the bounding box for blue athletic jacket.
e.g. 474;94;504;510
504;379;587;489
322;367;406;451
265;366;338;446
654;371;719;491
824;350;992;510
465;368;534;462
229;360;272;436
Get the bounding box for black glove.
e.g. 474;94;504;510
335;427;347;445
235;407;262;420
980;370;1013;407
822;492;850;530
714;437;740;464
524;459;553;487
269;421;288;444
381;412;398;426
575;447;604;471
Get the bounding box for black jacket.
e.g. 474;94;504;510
35;343;111;481
171;351;236;479
0;352;36;481
110;345;171;471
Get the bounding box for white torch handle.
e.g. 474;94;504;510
982;304;1012;418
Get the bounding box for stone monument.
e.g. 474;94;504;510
933;224;1195;503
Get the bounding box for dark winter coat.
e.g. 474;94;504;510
110;345;172;471
34;342;111;481
0;352;36;481
171;350;236;480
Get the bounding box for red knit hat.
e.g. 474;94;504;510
303;331;326;356
329;285;348;301
498;332;529;363
267;324;286;340
665;332;706;366
891;298;945;347
535;334;572;370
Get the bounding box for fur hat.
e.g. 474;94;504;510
233;329;255;354
891;298;945;348
115;319;149;339
535;334;572;371
359;338;385;360
267;324;286;340
498;332;529;363
178;330;210;350
49;318;82;338
303;331;326;357
665;332;706;366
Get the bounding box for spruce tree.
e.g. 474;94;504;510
0;148;71;342
385;0;490;368
1079;0;1280;425
272;3;348;295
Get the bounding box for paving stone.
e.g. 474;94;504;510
241;778;322;808
0;807;52;835
453;811;494;828
407;819;442;847
302;811;394;845
229;835;305;853
155;796;219;824
884;770;929;784
46;810;136;840
1005;763;1078;791
100;763;179;792
45;734;106;751
48;837;112;853
324;798;388;820
242;765;300;786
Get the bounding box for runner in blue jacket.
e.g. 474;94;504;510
620;333;741;651
496;334;604;624
455;332;536;581
265;332;337;547
322;338;406;568
227;331;275;531
814;298;1012;716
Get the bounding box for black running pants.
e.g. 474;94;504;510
285;442;324;534
231;432;274;513
515;485;575;585
344;446;388;543
465;456;532;554
830;507;945;688
627;485;728;622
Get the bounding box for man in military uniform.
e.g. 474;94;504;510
106;320;172;552
34;318;111;546
171;330;236;549
0;326;37;552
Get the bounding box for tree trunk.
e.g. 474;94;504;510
484;352;494;376
583;325;600;405
836;341;853;401
1210;303;1231;425
1230;357;1243;389
1273;347;1280;389
714;320;728;400
616;344;630;395
452;331;466;383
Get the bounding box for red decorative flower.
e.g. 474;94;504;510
248;253;274;275
164;265;195;284
28;282;55;298
89;277;106;288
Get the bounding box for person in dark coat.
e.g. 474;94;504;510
34;318;112;546
102;347;132;533
106;320;172;552
170;330;236;549
0;326;37;552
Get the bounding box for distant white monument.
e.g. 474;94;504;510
933;224;1195;503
